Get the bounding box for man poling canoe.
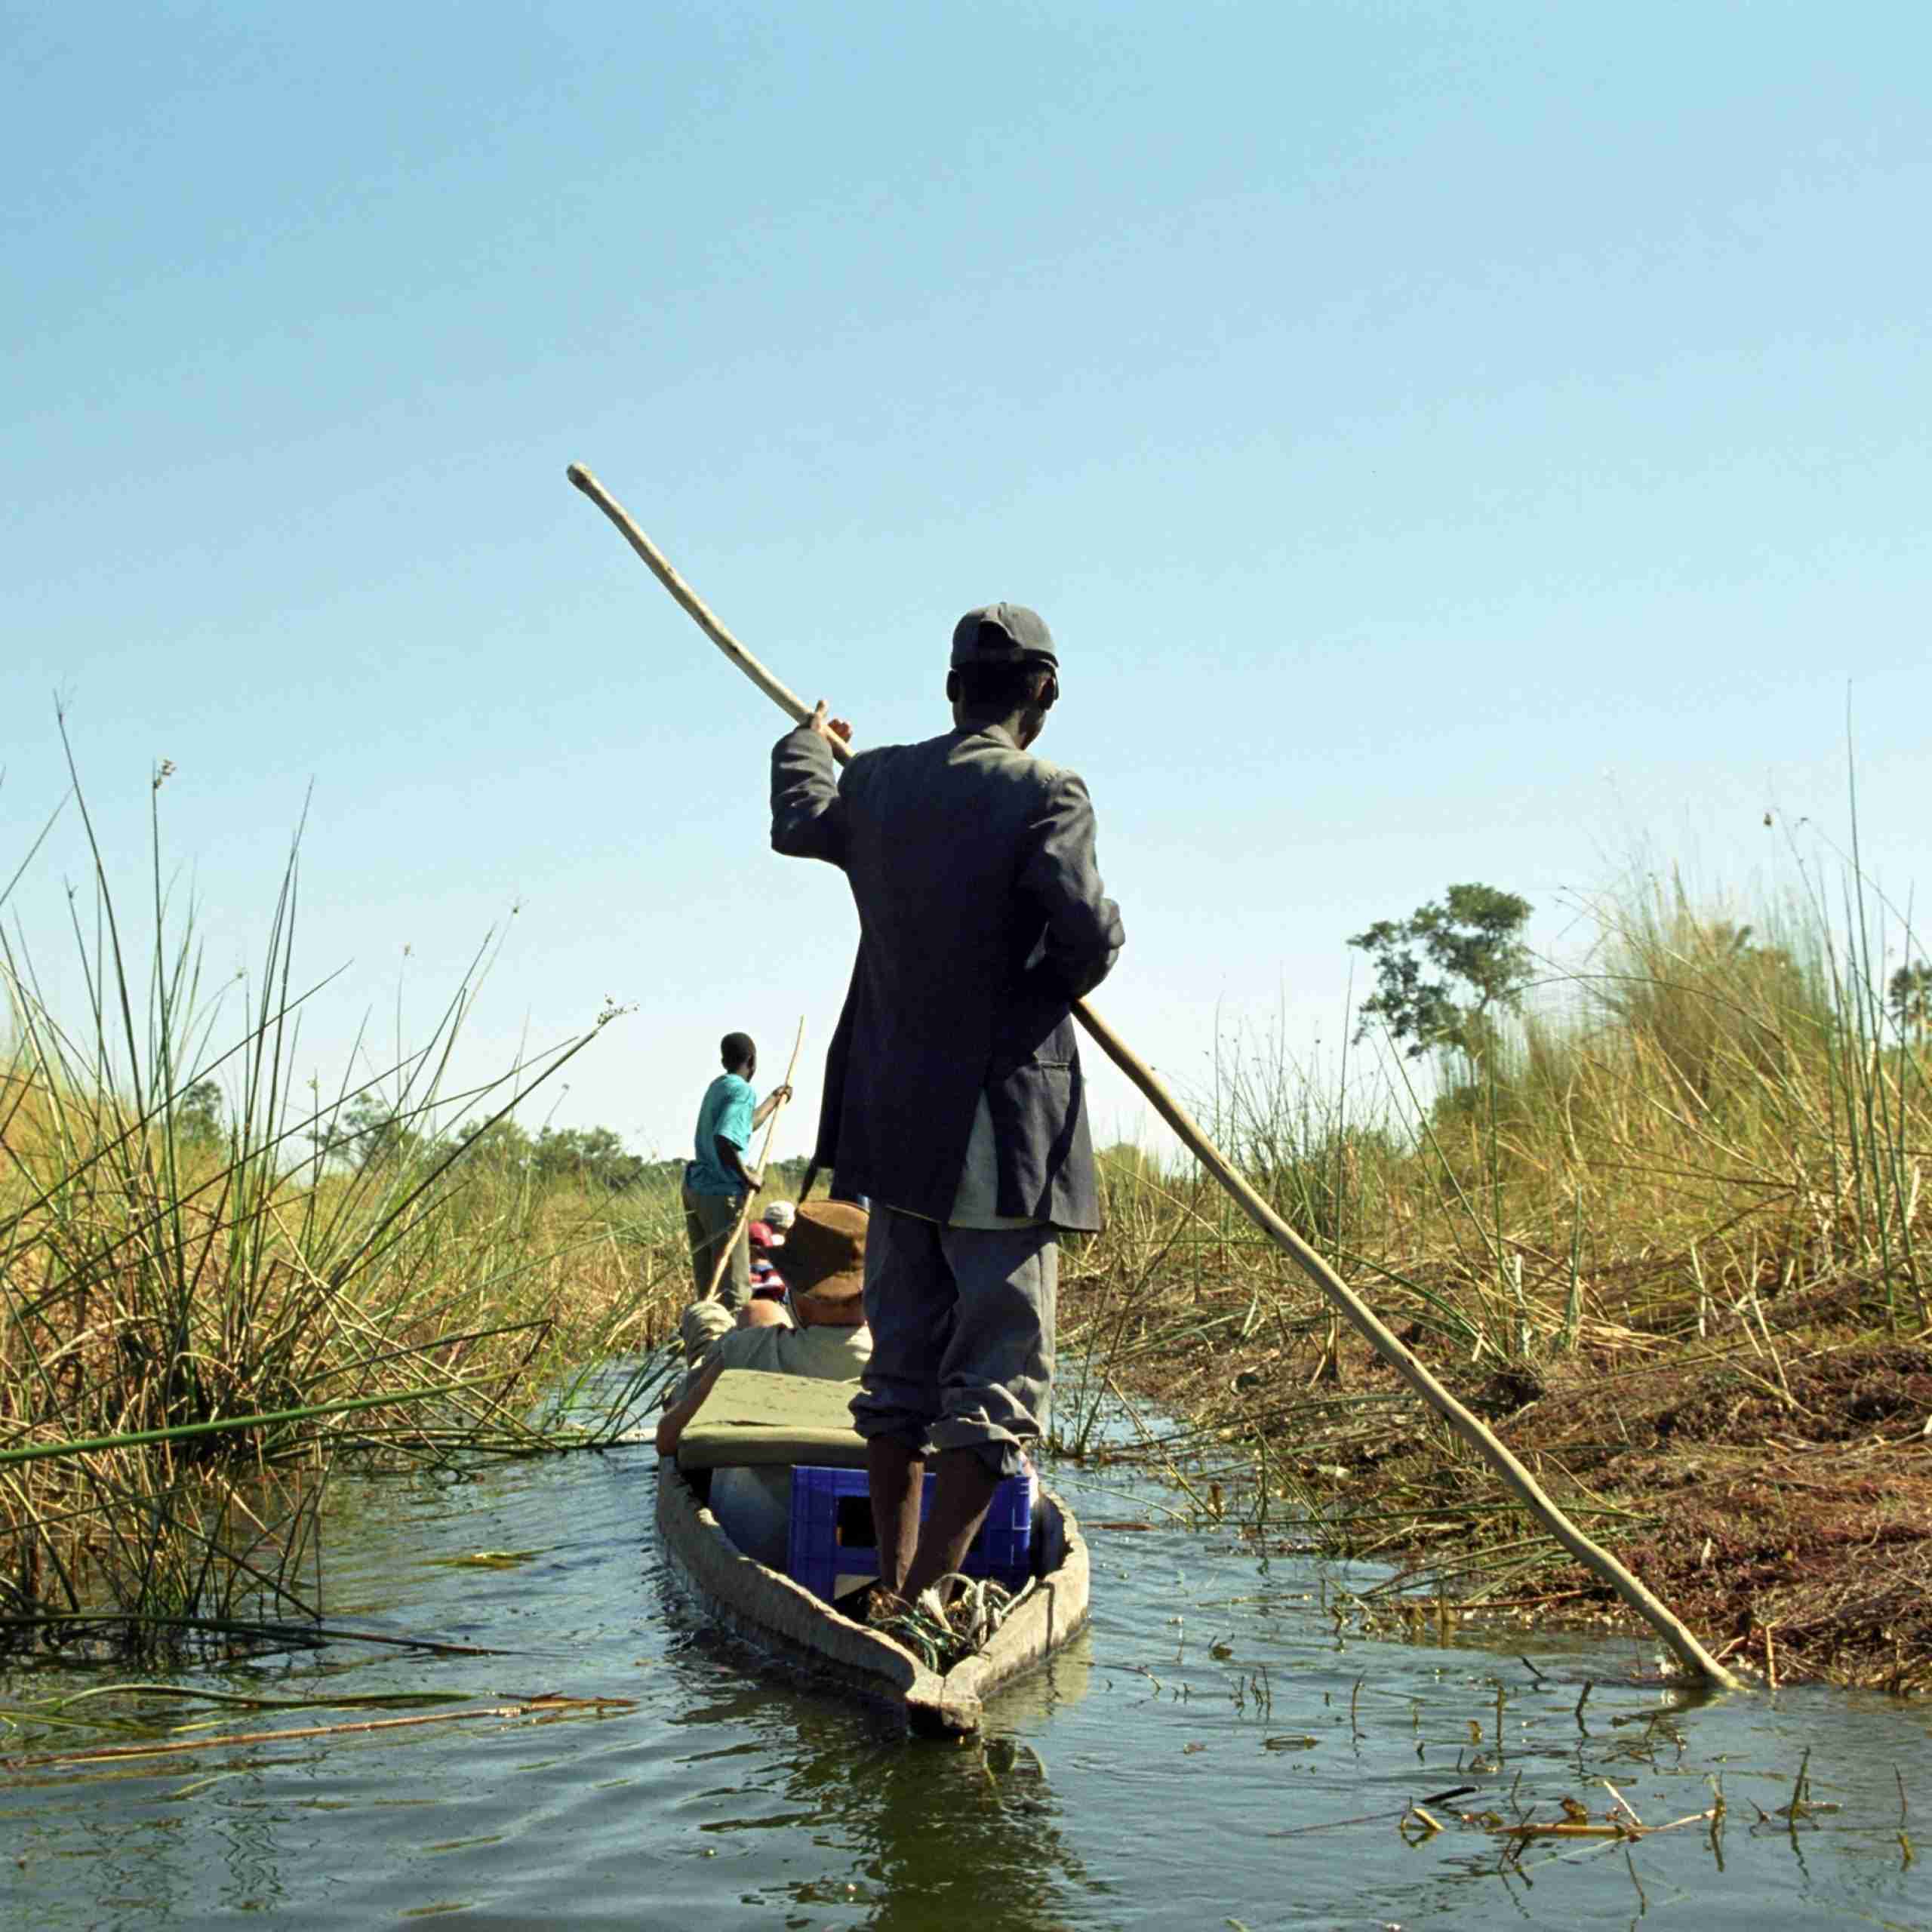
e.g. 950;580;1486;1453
568;461;1742;1692
679;1029;793;1312
770;602;1124;1614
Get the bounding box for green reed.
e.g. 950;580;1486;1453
0;738;636;1657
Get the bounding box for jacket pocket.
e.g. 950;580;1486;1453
989;1005;1077;1080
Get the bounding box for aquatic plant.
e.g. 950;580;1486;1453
0;736;653;1658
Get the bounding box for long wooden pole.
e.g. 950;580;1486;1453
566;461;1741;1691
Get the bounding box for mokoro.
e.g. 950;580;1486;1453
654;1455;1090;1737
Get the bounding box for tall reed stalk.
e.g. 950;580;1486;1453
0;744;639;1657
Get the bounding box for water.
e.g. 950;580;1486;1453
3;1417;1929;1930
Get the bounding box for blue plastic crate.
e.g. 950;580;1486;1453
786;1463;1035;1604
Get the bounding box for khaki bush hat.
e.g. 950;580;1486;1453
782;1200;868;1306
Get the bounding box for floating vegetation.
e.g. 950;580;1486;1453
1;1691;638;1777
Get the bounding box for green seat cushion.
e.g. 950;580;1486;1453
676;1368;869;1471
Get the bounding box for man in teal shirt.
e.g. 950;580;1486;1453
681;1031;791;1309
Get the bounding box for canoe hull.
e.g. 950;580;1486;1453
654;1456;1089;1737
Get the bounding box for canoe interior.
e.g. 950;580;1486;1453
654;1456;1090;1737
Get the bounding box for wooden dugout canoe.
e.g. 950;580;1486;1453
654;1454;1091;1737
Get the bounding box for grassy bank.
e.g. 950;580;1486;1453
0;765;702;1660
1;1044;697;1657
1057;867;1931;1692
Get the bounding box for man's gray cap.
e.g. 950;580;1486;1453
950;603;1057;669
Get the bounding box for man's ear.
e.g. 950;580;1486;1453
945;669;961;703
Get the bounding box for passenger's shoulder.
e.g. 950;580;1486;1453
709;1325;770;1371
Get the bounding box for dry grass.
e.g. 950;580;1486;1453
1057;870;1932;1690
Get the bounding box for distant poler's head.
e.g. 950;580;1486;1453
720;1031;756;1075
947;604;1059;746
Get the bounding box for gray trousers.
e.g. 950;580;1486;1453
849;1205;1057;1481
681;1185;750;1312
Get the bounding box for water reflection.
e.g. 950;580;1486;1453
640;1571;1102;1930
771;1652;1103;1931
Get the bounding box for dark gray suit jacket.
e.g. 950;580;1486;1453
771;721;1124;1231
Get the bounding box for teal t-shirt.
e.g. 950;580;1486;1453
686;1072;756;1195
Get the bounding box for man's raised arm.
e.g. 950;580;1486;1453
771;701;854;866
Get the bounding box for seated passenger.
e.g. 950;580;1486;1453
659;1200;869;1456
743;1198;795;1303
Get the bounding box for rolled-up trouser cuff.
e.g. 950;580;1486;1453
848;1396;1031;1484
848;1386;934;1450
930;1423;1026;1482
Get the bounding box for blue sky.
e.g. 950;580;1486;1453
6;2;1928;1162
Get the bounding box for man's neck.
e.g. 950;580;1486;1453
955;708;1030;743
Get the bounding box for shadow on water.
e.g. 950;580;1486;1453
2;1380;1930;1930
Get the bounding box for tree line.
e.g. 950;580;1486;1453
163;1082;816;1195
163;891;1930;1181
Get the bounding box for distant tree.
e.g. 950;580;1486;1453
456;1117;537;1175
531;1124;648;1192
312;1094;422;1170
174;1078;224;1142
456;1121;810;1195
761;1155;811;1198
1705;919;1781;962
455;1119;658;1192
1349;883;1534;1063
1890;961;1932;1039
